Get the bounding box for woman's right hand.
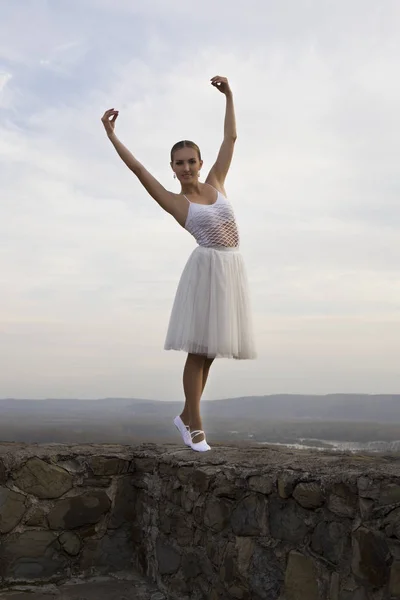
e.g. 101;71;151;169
101;108;119;137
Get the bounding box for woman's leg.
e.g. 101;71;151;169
180;356;215;422
202;357;214;393
180;354;214;443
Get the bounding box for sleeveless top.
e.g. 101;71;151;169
184;185;240;248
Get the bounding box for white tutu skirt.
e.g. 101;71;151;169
164;246;256;360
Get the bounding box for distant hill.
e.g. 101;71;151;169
1;394;399;423
203;394;400;422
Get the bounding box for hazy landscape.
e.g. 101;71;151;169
1;394;400;452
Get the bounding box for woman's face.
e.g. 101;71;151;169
171;148;203;182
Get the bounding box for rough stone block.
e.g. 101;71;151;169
384;507;400;540
220;541;238;583
357;476;380;500
182;552;203;579
269;497;309;543
88;456;130;476
0;487;27;533
250;544;283;599
155;539;181;575
214;482;242;499
175;517;193;547
0;531;67;581
133;457;156;473
0;459;6;484
284;551;320;600
231;493;269;536
312;521;350;564
247;474;274;495
177;466;194;485
236;536;255;577
12;458;73;499
390;560;400;598
109;476;136;529
203;496;233;532
58;531;81;556
47;491;111;529
330;572;340;600
278;472;298;499
206;536;227;570
379;484;400;507
328;483;358;518
359;497;374;521
158;463;178;477
25;506;48;527
191;467;213;492
56;457;86;474
80;526;134;572
78;477;112;487
351;527;391;588
228;585;247;599
167;576;189;597
388;539;400;563
293;482;324;509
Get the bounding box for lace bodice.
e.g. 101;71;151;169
184;190;239;248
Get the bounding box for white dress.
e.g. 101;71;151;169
164;186;256;360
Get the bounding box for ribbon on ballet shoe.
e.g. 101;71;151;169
190;430;211;452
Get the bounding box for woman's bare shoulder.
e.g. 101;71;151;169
203;176;227;198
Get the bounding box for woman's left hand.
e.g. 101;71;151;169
210;76;232;96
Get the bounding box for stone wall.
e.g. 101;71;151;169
1;442;400;599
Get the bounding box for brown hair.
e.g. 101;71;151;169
170;140;202;162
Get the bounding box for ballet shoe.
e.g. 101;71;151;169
173;415;191;446
190;430;211;452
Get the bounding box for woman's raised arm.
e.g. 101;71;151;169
101;108;178;216
206;76;237;189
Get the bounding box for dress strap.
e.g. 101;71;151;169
204;182;221;202
183;184;218;204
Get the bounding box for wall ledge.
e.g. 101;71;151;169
1;442;400;599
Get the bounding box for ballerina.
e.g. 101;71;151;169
101;75;256;452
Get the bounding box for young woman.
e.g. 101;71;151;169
101;75;256;452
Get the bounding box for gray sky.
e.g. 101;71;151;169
1;0;400;400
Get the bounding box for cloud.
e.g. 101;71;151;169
0;71;13;108
1;0;400;398
38;40;88;76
